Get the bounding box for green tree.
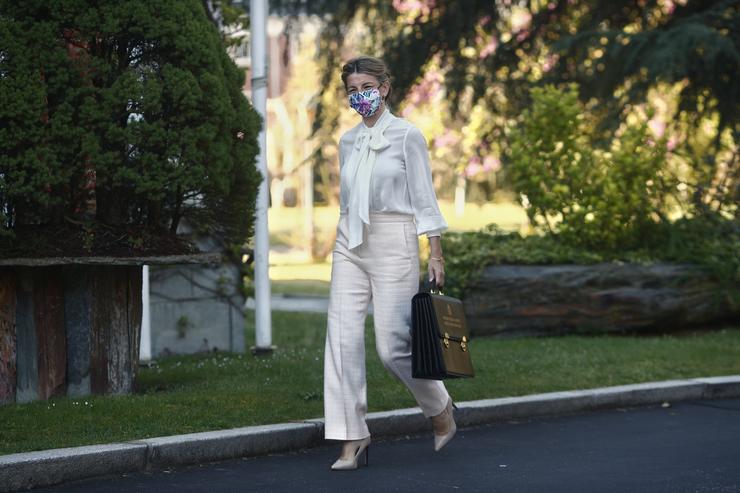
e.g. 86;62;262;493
0;0;261;256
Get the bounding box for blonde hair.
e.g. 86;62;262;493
341;56;393;101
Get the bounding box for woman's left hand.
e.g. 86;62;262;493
428;258;445;289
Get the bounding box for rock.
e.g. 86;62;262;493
463;263;738;338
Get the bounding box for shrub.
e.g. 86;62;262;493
506;84;670;251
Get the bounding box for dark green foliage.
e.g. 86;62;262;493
442;224;611;300
651;212;740;287
551;0;739;134
0;0;261;256
382;1;738;134
442;214;739;301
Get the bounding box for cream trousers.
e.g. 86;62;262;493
323;212;450;440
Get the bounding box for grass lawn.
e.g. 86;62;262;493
1;311;738;456
268;263;331;297
270;279;331;297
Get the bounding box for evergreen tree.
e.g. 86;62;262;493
0;0;261;256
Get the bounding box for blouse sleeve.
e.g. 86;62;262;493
403;126;449;237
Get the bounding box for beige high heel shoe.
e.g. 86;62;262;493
331;436;371;470
432;397;458;451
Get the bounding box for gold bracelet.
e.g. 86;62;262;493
430;256;444;262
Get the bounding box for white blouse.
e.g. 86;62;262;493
338;109;448;239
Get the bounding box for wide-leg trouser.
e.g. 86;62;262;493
323;212;450;440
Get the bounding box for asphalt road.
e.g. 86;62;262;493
35;398;740;492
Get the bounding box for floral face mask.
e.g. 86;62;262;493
348;87;382;117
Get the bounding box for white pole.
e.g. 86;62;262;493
139;265;152;362
250;0;273;354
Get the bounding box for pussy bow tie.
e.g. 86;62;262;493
354;126;391;152
345;109;394;250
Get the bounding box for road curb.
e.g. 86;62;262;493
2;375;739;492
0;443;147;493
136;422;324;468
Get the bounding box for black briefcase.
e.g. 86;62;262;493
411;282;474;380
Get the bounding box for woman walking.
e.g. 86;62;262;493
324;55;457;470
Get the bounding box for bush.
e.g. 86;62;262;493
506;84;670;251
0;0;261;256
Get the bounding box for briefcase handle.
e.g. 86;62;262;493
428;277;444;295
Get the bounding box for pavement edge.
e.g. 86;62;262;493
2;375;739;492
